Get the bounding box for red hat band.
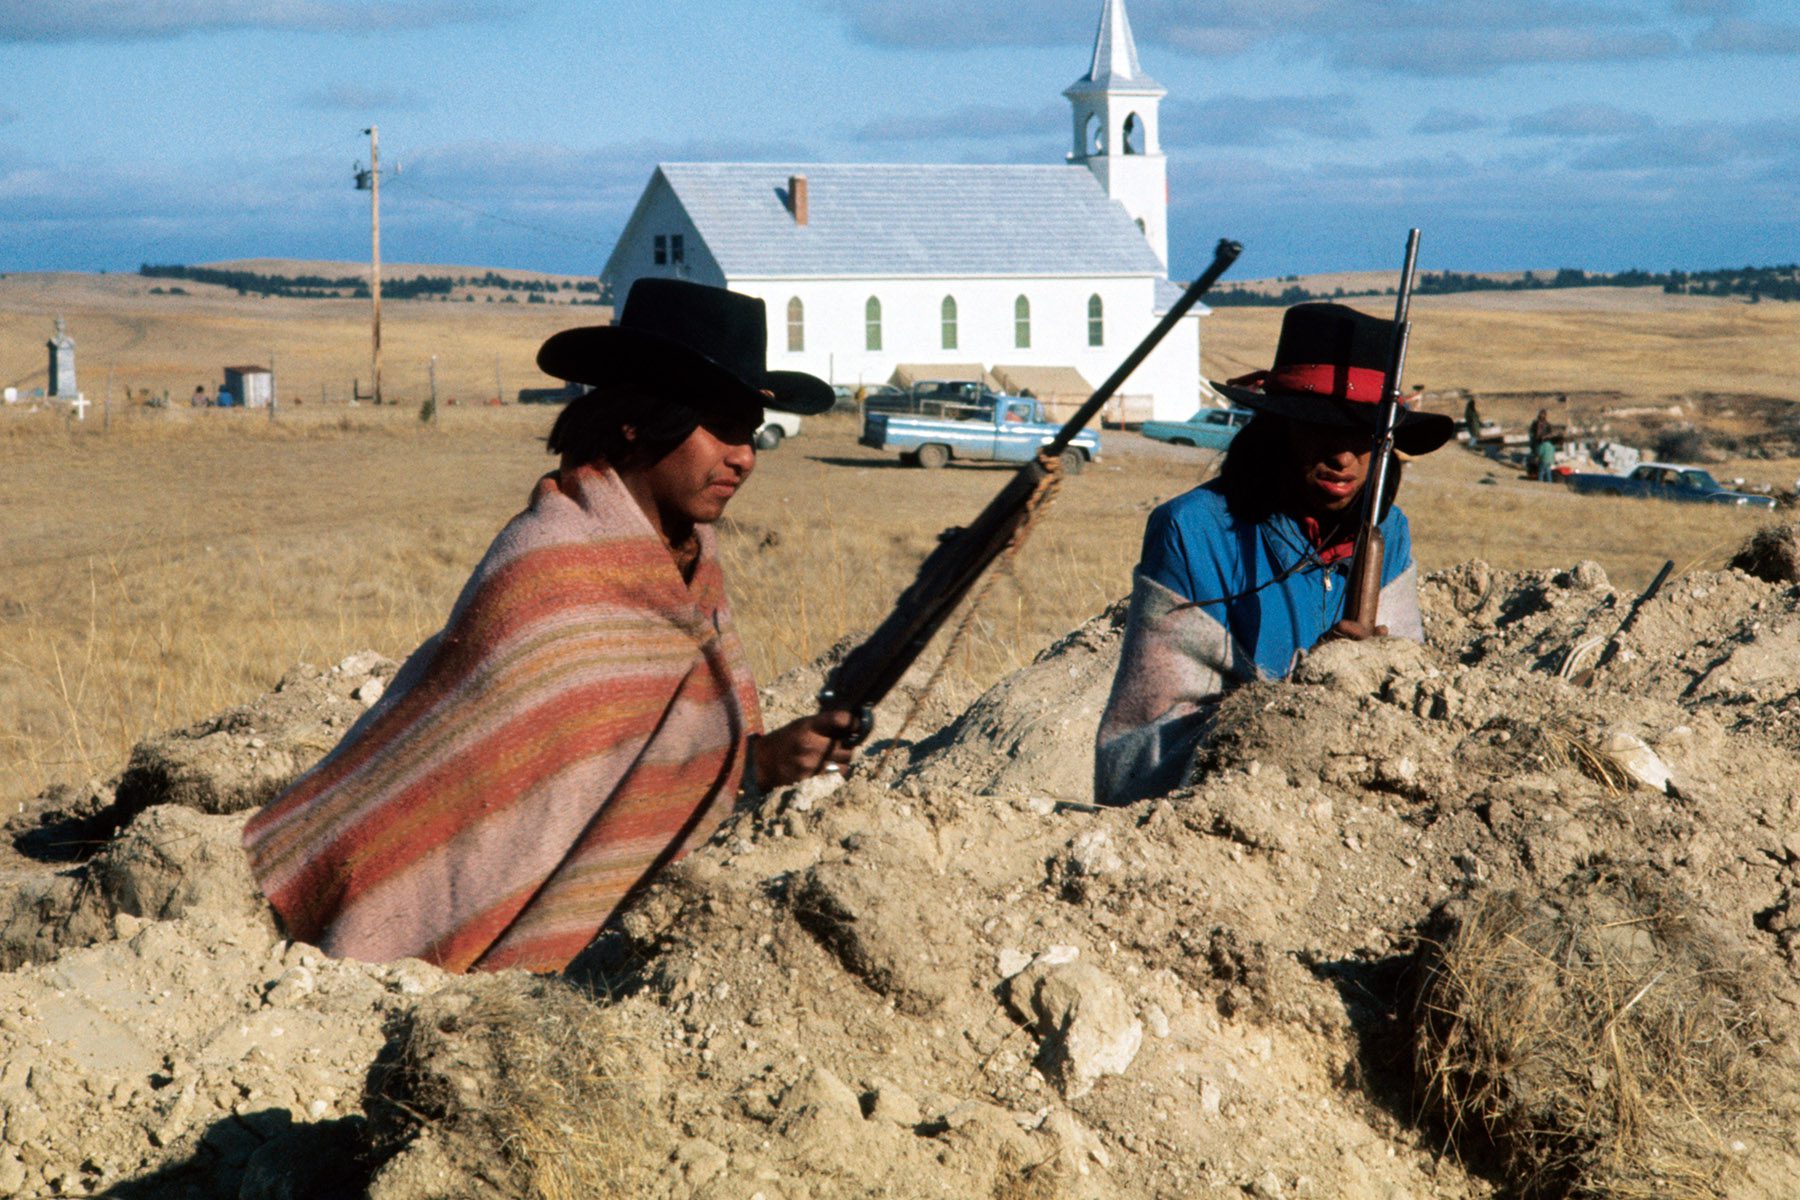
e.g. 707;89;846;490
1266;363;1387;404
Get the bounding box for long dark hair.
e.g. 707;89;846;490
545;385;699;470
1215;414;1402;527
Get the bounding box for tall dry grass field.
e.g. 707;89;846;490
1;271;1792;807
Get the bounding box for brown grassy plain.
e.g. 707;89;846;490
1;269;1795;807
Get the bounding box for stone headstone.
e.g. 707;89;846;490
47;316;76;397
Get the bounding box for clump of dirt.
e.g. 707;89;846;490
1414;866;1792;1199
6;551;1800;1197
1730;523;1800;584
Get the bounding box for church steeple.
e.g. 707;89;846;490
1065;0;1169;265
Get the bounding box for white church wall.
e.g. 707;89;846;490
605;178;727;294
730;274;1177;402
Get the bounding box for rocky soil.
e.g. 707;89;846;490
5;553;1800;1198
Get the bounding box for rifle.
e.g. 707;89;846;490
821;237;1244;746
1343;229;1421;628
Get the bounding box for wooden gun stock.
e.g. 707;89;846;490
1344;525;1384;628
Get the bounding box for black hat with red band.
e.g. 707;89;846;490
1215;302;1455;457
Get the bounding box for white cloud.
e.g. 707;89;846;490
298;83;424;112
1508;103;1657;138
1413;108;1492;135
0;0;524;44
854;104;1062;143
1694;16;1800;53
1163;94;1372;146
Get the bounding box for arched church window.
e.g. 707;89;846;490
1013;295;1031;350
1087;294;1104;347
1122;113;1142;155
941;295;959;351
787;297;805;353
1085;113;1103;156
865;296;883;352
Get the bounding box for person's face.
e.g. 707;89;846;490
632;411;759;531
1286;419;1372;517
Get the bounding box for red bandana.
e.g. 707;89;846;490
1298;515;1357;565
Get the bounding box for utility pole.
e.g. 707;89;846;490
428;354;438;423
356;127;383;404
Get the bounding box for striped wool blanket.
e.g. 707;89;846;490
242;463;762;973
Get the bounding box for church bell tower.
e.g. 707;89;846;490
1065;0;1169;266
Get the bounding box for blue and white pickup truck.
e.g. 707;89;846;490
1565;462;1777;509
861;396;1101;472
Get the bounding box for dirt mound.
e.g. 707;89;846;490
1731;523;1800;584
5;561;1800;1197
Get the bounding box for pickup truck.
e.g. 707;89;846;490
862;380;1007;421
861;397;1100;472
1140;406;1253;449
1565;462;1776;510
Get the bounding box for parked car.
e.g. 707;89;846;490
861;396;1099;471
1565;462;1777;509
756;409;801;450
516;383;587;405
1140;406;1253;448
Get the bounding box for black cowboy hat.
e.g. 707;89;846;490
536;278;835;418
1215;302;1454;456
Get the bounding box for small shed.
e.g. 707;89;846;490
888;363;1000;391
222;365;273;408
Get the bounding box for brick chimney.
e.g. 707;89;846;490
788;174;809;226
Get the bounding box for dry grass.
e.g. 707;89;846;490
1;276;1794;807
1413;868;1777;1199
365;974;658;1199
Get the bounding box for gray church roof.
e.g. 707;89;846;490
654;162;1166;280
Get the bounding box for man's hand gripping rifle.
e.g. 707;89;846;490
821;238;1244;747
1343;229;1421;630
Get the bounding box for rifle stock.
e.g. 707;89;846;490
1342;229;1420;629
822;237;1244;745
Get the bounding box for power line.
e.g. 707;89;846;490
381;171;617;251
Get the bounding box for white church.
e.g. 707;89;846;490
602;0;1206;423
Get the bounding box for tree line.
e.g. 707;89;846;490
1208;263;1800;306
138;264;608;302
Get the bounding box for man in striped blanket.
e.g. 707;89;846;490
243;280;852;973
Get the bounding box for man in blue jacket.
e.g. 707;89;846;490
1095;302;1454;806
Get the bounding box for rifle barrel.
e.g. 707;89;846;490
823;238;1244;728
1046;239;1242;456
1360;228;1420;519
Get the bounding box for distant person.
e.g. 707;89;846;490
1535;436;1557;483
1095;303;1454;806
241;280;850;974
1463;397;1481;444
191;385;207;407
1529;408;1552;455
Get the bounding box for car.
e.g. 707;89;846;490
1564;462;1777;509
516;383;587;405
1140;406;1253;448
756;409;801;450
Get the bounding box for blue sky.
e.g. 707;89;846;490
2;0;1796;279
